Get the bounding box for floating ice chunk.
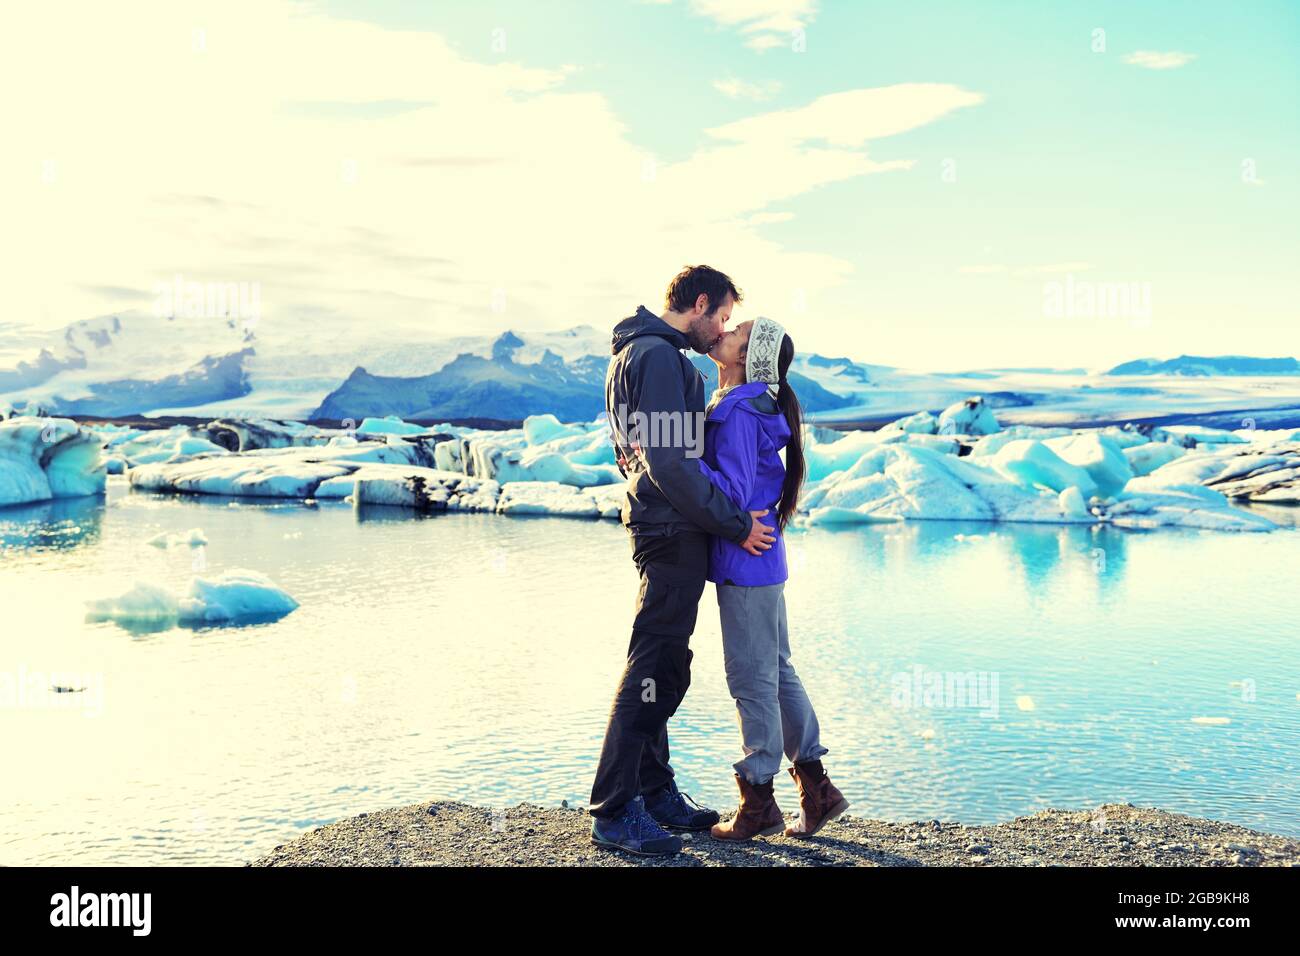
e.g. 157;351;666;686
991;439;1098;498
522;414;583;446
85;570;299;628
85;582;180;629
804;430;883;482
179;569;300;623
1107;486;1276;531
497;481;602;517
881;411;938;435
1152;425;1248;448
1235;427;1300;444
1121;479;1234;505
1138;446;1300;502
355;415;425;437
335;467;499;512
1098;425;1152;450
494;480;623;519
433;439;462;472
146;527;208;549
172;436;228;459
893;433;961;455
1043;433;1133;498
937;396;1000;436
1058;486;1088;517
535;429;617;466
967;425;1072;458
0;416;106;507
1123;440;1186;476
590;483;624;520
475;443;619;486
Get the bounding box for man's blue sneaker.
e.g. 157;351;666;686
590;796;684;856
643;778;720;832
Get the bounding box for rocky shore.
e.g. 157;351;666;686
251;800;1300;867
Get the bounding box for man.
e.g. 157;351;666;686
589;265;776;856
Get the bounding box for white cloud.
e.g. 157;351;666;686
705;83;985;147
0;1;982;354
1123;50;1197;70
668;0;819;51
713;76;783;100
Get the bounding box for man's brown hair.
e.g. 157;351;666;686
664;265;743;317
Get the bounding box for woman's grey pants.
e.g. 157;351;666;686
716;581;828;785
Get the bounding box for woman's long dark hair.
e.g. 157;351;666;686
774;334;804;531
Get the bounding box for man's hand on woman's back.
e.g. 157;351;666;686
741;509;776;556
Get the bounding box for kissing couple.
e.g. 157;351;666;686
588;264;849;856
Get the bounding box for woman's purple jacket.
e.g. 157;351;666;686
696;380;791;586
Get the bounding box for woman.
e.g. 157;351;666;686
696;315;849;841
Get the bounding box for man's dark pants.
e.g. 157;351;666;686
588;529;709;819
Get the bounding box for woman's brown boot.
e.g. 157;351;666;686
710;773;785;841
785;759;850;838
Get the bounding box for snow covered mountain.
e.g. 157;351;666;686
4;311;1300;427
1107;355;1300;376
0;313;255;417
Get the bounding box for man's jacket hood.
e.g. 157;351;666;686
611;305;689;355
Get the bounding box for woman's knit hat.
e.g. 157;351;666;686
745;315;786;399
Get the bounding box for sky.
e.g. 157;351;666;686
1;0;1297;371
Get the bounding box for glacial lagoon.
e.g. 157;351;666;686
1;480;1297;864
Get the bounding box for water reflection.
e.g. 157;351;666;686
0;494;105;553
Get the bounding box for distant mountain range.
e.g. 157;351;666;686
1107;355;1300;376
2;312;1298;424
0;312;864;421
314;331;856;420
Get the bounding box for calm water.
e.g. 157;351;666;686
2;478;1298;864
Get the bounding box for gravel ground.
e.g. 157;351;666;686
251;801;1300;867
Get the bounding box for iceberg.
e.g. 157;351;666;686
0;416;106;507
85;569;299;629
496;480;621;518
145;527;208;549
1152;425;1248;448
355;415;428;437
967;425;1072;458
1123;440;1186;476
990;439;1098;498
1042;433;1133;498
94;396;1295;533
937;396;1000;436
346;468;501;512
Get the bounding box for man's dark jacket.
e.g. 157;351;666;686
605;305;753;544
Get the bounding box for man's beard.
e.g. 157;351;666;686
685;314;721;354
